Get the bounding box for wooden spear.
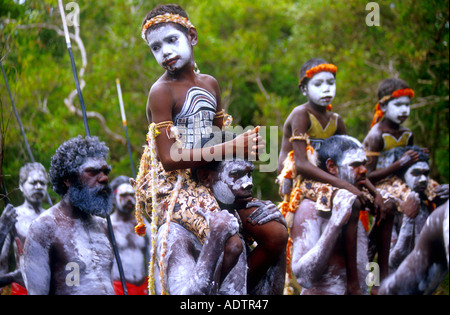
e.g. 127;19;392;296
115;79;136;178
57;0;128;295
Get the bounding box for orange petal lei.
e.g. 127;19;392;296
305;63;337;78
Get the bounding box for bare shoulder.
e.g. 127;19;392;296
363;124;383;149
284;104;309;130
198;73;220;97
27;208;58;244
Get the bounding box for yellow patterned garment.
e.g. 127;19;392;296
307;112;338;140
376;131;413;170
376;176;439;212
144;160;220;244
300;179;373;212
381;131;412;152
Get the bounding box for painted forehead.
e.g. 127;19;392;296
220;160;255;172
146;24;184;44
407;161;429;172
116;183;134;195
339;148;366;166
78;157;109;171
388;96;411;105
25;170;48;182
309;71;335;81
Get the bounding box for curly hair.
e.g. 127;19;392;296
49;136;109;196
377;78;410;104
19;162;48;186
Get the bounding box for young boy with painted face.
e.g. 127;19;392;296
277;58;389;294
136;4;263;294
363;78;423;184
278;58;374;208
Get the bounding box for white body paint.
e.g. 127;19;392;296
306;71;336;107
154;214;247;295
380;201;449;295
291;190;369;295
22;207;114;295
111;182;148;286
0;169;47;274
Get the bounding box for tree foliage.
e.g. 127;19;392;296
1;0;448;207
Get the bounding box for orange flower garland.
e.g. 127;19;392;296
305;63;337;79
142;13;195;41
299;63;338;87
392;88;415;99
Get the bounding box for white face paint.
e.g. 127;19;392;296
383;96;411;125
404;161;429;193
337;148;367;185
146;24;193;72
115;183;136;213
20;170;47;204
306;71;336;107
211;160;254;207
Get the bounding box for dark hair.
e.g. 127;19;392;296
141;4;190;39
110;175;131;194
299;58;334;89
317;135;363;172
377;78;410;103
390;145;429;178
191;131;236;182
19;162;48;186
49;136;109;196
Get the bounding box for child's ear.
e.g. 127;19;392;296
189;27;198;46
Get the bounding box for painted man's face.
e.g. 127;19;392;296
383;96;411;125
306;71;336;107
404;161;429;195
211;160;255;209
337;147;367;188
147;24;193;72
20;170;48;205
68;157;113;217
115;183;136;213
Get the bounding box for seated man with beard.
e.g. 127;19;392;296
22;136;115;295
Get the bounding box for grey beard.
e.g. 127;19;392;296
68;181;113;218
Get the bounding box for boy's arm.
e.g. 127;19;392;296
290;111;363;198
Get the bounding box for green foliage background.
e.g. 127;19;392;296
1;0;448;210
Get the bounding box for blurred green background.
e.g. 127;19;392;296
1;0;448;212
